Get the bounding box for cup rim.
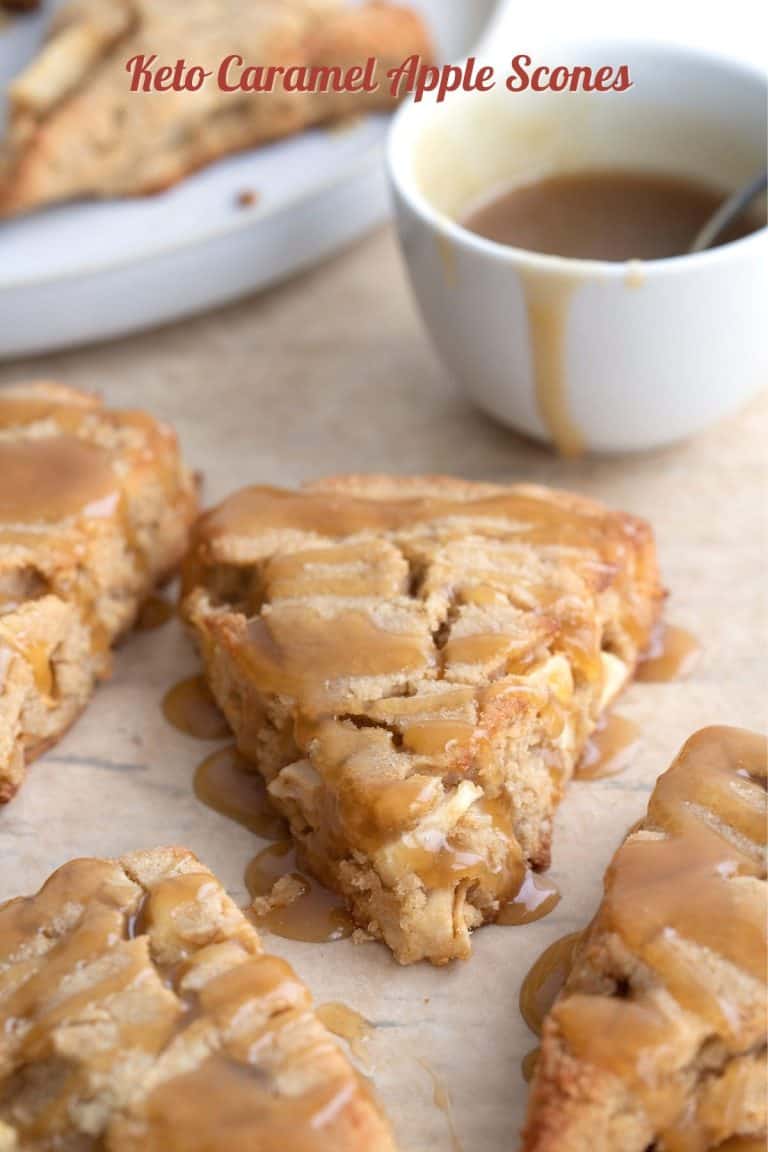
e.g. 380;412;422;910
387;36;768;278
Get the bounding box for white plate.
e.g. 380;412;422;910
0;0;497;358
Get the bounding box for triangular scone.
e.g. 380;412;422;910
523;727;767;1152
183;474;663;965
0;847;397;1150
0;381;197;801
0;0;432;217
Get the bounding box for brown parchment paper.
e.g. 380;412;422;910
1;227;766;1152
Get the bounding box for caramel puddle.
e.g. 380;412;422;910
418;1060;463;1152
575;713;641;781
519;932;582;1036
245;842;353;944
316;1003;372;1064
162;675;230;740
637;623;700;683
521;1047;541;1083
136;594;175;631
194;745;288;839
497;871;561;926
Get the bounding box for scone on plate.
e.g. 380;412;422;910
0;381;197;801
182;474;663;964
0;0;433;217
0;847;397;1150
522;726;767;1152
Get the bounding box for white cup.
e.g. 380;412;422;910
387;40;768;453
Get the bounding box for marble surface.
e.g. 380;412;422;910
1;226;766;1151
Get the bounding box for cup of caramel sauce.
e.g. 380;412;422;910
388;40;767;454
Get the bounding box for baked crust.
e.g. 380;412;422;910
182;474;663;964
522;726;768;1152
0;380;197;801
0;847;397;1150
0;0;433;218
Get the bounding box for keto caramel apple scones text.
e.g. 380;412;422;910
0;0;433;217
523;726;768;1152
0;848;397;1150
0;381;196;801
183;474;663;964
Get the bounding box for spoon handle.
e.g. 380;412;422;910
689;169;767;253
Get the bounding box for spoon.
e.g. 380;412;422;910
689;169;767;253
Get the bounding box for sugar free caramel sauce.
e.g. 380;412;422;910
462;169;765;261
245;842;354;944
497;870;561;926
316;1002;373;1063
575;712;641;780
521;1047;540;1083
0;436;120;523
519;931;582;1036
136;593;175;631
194;744;288;839
162;675;230;740
637;622;701;682
418;1060;463;1152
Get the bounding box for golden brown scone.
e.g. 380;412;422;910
0;0;433;218
0;847;398;1151
182;474;663;965
522;727;768;1152
0;381;197;801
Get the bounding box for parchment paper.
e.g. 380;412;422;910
1;227;765;1151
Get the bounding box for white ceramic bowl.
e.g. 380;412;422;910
388;39;768;453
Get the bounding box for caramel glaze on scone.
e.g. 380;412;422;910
0;0;433;217
523;727;768;1152
0;848;397;1151
182;475;663;965
0;381;197;802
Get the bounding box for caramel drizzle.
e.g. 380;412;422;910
0;436;119;524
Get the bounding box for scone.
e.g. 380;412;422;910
0;847;397;1150
182;474;663;964
0;381;197;801
0;0;433;217
522;726;767;1152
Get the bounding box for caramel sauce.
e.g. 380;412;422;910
196;484;640;557
194;744;288;839
136;593;175;631
519;931;582;1036
418;1060;463;1152
637;622;701;682
520;267;584;457
132;1051;367;1151
162;675;230;740
575;712;641;780
497;870;561;926
244;608;434;710
316;1002;372;1063
461;170;764;261
521;1047;540;1083
1;635;54;696
535;727;767;1148
245;842;354;944
0;436;119;523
